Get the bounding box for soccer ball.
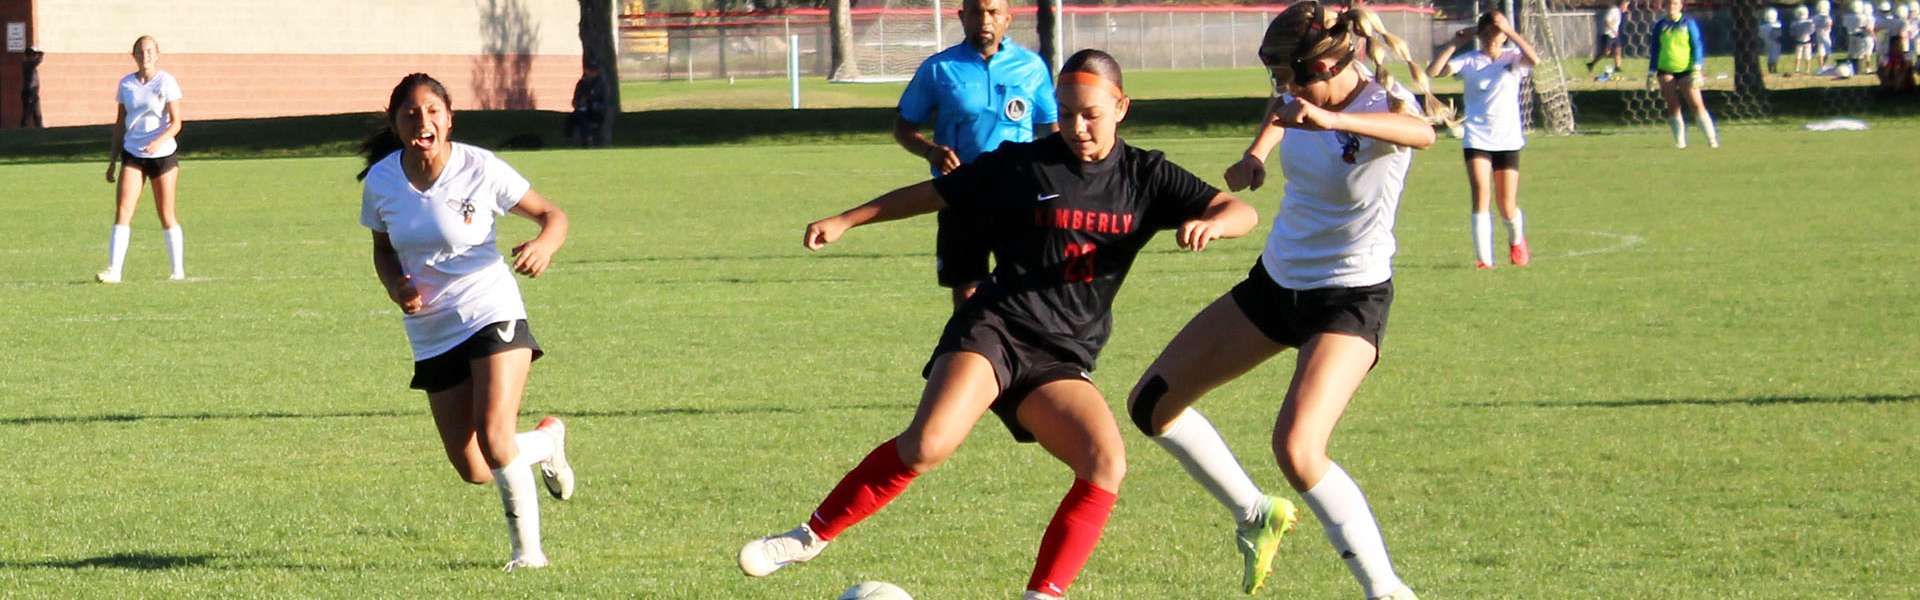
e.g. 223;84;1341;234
838;581;913;600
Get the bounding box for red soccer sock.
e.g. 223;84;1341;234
806;438;919;541
1027;479;1118;597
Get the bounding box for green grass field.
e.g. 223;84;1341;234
2;118;1918;598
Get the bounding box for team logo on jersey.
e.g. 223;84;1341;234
1005;97;1030;121
447;197;477;224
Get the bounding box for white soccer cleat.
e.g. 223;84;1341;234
1373;586;1419;600
1021;591;1064;600
168;271;186;281
95;270;121;284
501;553;550;572
536;416;574;500
737;524;828;577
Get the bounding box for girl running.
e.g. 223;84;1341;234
1649;0;1720;149
357;73;577;572
99;35;185;283
737;50;1257;600
1129;3;1441;598
1428;10;1541;269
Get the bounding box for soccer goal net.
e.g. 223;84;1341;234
1535;0;1776;126
835;0;947;82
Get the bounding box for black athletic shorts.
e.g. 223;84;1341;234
1596;33;1621;53
1463;148;1521;170
923;309;1092;443
410;319;544;393
1658;70;1695;83
123;153;178;177
1229;260;1394;358
935;208;992;288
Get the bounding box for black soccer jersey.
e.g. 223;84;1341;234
931;134;1221;367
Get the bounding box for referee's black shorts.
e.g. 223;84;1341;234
1228;260;1394;360
935;208;992;288
924;309;1092;443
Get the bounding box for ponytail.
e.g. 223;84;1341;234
1338;7;1457;128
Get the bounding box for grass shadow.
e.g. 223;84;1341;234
0;552;216;571
0;402;899;427
1467;393;1920;409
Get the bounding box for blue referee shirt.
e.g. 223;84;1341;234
899;39;1059;175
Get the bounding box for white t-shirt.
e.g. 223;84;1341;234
1815;14;1835;45
1603;7;1624;36
1791;18;1816;43
360;143;533;360
1449;47;1531;152
1261;79;1419;290
117;71;183;158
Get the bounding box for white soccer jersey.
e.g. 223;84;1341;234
1791;18;1816;43
1449;47;1531;152
1261;78;1419;290
1816;14;1835;45
360;143;533;360
1603;7;1624;36
117;71;183;158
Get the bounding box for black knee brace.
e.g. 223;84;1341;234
1130;375;1169;435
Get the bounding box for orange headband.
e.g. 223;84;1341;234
1059;72;1126;99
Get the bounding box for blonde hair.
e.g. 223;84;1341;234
1257;2;1454;127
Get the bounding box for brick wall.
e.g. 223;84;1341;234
22;0;585;127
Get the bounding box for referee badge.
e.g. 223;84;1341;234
1005;97;1030;121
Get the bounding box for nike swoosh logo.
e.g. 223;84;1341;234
496;321;516;343
1037;193;1061;202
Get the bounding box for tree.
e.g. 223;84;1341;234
579;0;621;146
1729;0;1768;95
1036;0;1058;70
829;0;861;80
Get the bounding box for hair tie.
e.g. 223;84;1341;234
1059;71;1126;99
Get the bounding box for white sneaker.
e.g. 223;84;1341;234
95;270;121;284
536;416;574;500
501;553;550;572
168;271;185;281
1022;592;1063;600
737;524;828;577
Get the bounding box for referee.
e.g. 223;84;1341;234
894;0;1059;306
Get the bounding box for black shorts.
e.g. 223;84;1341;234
123;153;178;177
923;310;1092;443
1463;148;1521;170
1228;260;1394;357
935;208;991;288
409;320;544;393
1658;70;1695;83
1596;33;1621;53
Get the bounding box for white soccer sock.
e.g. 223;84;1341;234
162;227;185;277
1151;409;1266;525
106;224;130;273
492;430;558;560
1669;115;1687;147
1300;463;1405;599
1504;210;1526;246
1471;212;1494;265
1696;109;1720;147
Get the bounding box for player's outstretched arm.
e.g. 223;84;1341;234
1176;192;1258;252
1224;96;1288;192
803;180;947;251
509;190;568;278
1273;97;1436;149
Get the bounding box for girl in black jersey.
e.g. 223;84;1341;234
738;50;1257;600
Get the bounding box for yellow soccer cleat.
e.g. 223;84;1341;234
1237;495;1300;594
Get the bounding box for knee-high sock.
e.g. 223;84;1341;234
1472;212;1495;265
1300;463;1405;599
1504;210;1526;246
1151;409;1264;524
1669;115;1688;147
807;438;918;541
162;226;184;277
107;224;130;273
1696;109;1719;146
1027;479;1117;597
493;429;558;560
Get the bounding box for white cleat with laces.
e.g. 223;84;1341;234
535;416;574;500
737;524;829;577
501;553;550;572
